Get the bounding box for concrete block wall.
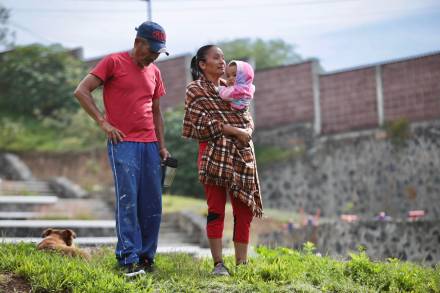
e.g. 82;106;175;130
382;54;440;122
320;67;378;133
253;52;440;144
156;55;191;110
253;61;315;129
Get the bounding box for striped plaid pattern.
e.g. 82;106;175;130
182;78;263;217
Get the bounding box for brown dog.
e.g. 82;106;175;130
37;228;90;260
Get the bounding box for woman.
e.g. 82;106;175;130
182;45;263;276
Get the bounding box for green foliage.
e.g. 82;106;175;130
0;44;86;119
163;107;204;197
384;117;411;147
0;110;106;152
1;243;438;293
0;87;105;152
0;3;14;48
217;38;302;70
342;201;355;213
302;242;316;255
342;250;439;292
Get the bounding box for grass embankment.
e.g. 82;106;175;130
0;243;439;292
163;195;297;222
0;112;105;152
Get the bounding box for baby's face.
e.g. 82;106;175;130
226;64;237;86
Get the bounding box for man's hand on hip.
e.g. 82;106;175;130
99;119;126;143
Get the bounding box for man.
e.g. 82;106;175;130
74;21;170;276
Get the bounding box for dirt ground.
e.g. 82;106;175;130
0;273;32;293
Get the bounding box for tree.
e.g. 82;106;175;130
163;107;204;197
0;44;86;119
0;4;15;48
217;38;302;70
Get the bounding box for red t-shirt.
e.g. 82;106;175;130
90;51;166;142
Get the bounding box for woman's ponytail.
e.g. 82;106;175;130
190;55;200;81
189;44;216;81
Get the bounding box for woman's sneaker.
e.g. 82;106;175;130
211;262;230;276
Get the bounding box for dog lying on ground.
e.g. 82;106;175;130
37;228;90;260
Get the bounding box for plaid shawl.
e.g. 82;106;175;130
182;77;263;217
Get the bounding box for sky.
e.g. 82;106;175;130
1;0;440;71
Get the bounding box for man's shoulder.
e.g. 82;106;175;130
98;51;129;64
149;62;162;73
108;51;129;61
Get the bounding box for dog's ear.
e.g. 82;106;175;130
69;229;77;239
41;228;53;238
62;229;76;246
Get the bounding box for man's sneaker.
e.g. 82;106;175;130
121;264;146;278
138;259;154;273
211;262;230;276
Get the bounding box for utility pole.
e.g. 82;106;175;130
146;0;152;21
140;0;152;21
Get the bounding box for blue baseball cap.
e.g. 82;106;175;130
135;21;169;56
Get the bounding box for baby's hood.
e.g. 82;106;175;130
230;60;254;86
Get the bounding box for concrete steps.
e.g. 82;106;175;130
0;220;198;245
0;180;54;195
0;178;201;248
0;220;115;237
0;212;41;220
0;195;58;212
0;195;113;220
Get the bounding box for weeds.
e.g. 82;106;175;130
384;117;411;147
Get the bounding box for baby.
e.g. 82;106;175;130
219;60;255;111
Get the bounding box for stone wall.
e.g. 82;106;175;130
258;121;440;220
259;219;440;264
253;122;314;149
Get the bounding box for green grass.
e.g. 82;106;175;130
0;243;438;293
162;194;207;214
